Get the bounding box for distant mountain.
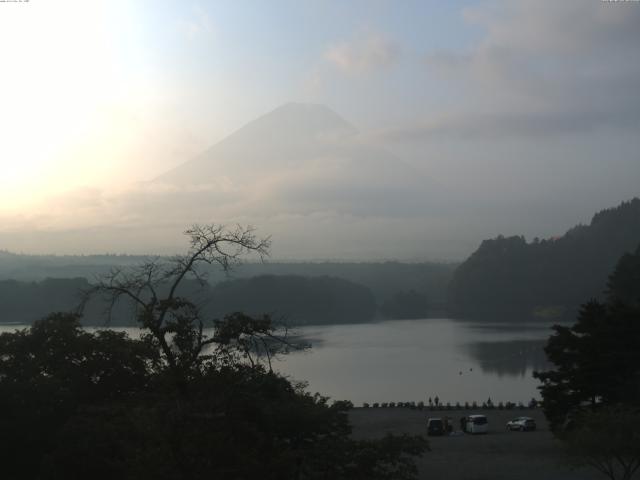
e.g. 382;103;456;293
152;102;434;218
156;103;358;186
0;103;450;259
448;198;640;319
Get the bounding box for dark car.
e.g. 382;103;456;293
427;417;445;436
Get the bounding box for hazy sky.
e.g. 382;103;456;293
0;1;639;259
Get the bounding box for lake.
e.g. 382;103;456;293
0;318;553;406
275;318;552;405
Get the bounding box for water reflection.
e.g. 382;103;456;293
274;319;554;404
463;339;550;377
464;322;555;333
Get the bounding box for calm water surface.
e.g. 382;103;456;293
276;318;552;405
0;318;553;405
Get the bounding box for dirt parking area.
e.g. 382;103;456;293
349;407;601;480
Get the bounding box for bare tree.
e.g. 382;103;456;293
213;311;302;372
80;224;313;479
82;224;271;390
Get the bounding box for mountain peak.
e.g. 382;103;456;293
268;101;349;119
240;102;358;141
155;103;358;184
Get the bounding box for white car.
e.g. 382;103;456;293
506;416;536;431
464;414;489;434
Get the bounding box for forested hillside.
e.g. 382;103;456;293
0;255;455;322
209;275;376;325
0;275;378;326
0;278;90;324
448;198;640;319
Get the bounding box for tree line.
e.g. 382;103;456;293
449;198;640;319
535;243;640;480
0;275;433;326
0;252;454;311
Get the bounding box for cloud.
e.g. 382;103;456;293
416;0;640;140
378;108;640;142
324;32;399;74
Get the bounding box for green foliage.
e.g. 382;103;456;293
300;433;428;480
535;246;640;480
607;244;640;308
0;313;159;480
535;244;640;430
449;198;640;318
534;300;640;430
563;407;640;480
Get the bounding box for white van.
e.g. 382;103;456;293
464;415;489;434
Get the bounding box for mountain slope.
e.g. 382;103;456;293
152;102;436;218
155;102;359;185
448;198;640;319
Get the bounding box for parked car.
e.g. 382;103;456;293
427;417;445;436
506;416;536;431
464;414;489;434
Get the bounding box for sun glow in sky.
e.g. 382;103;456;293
0;0;476;214
0;1;168;211
0;1;638;258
